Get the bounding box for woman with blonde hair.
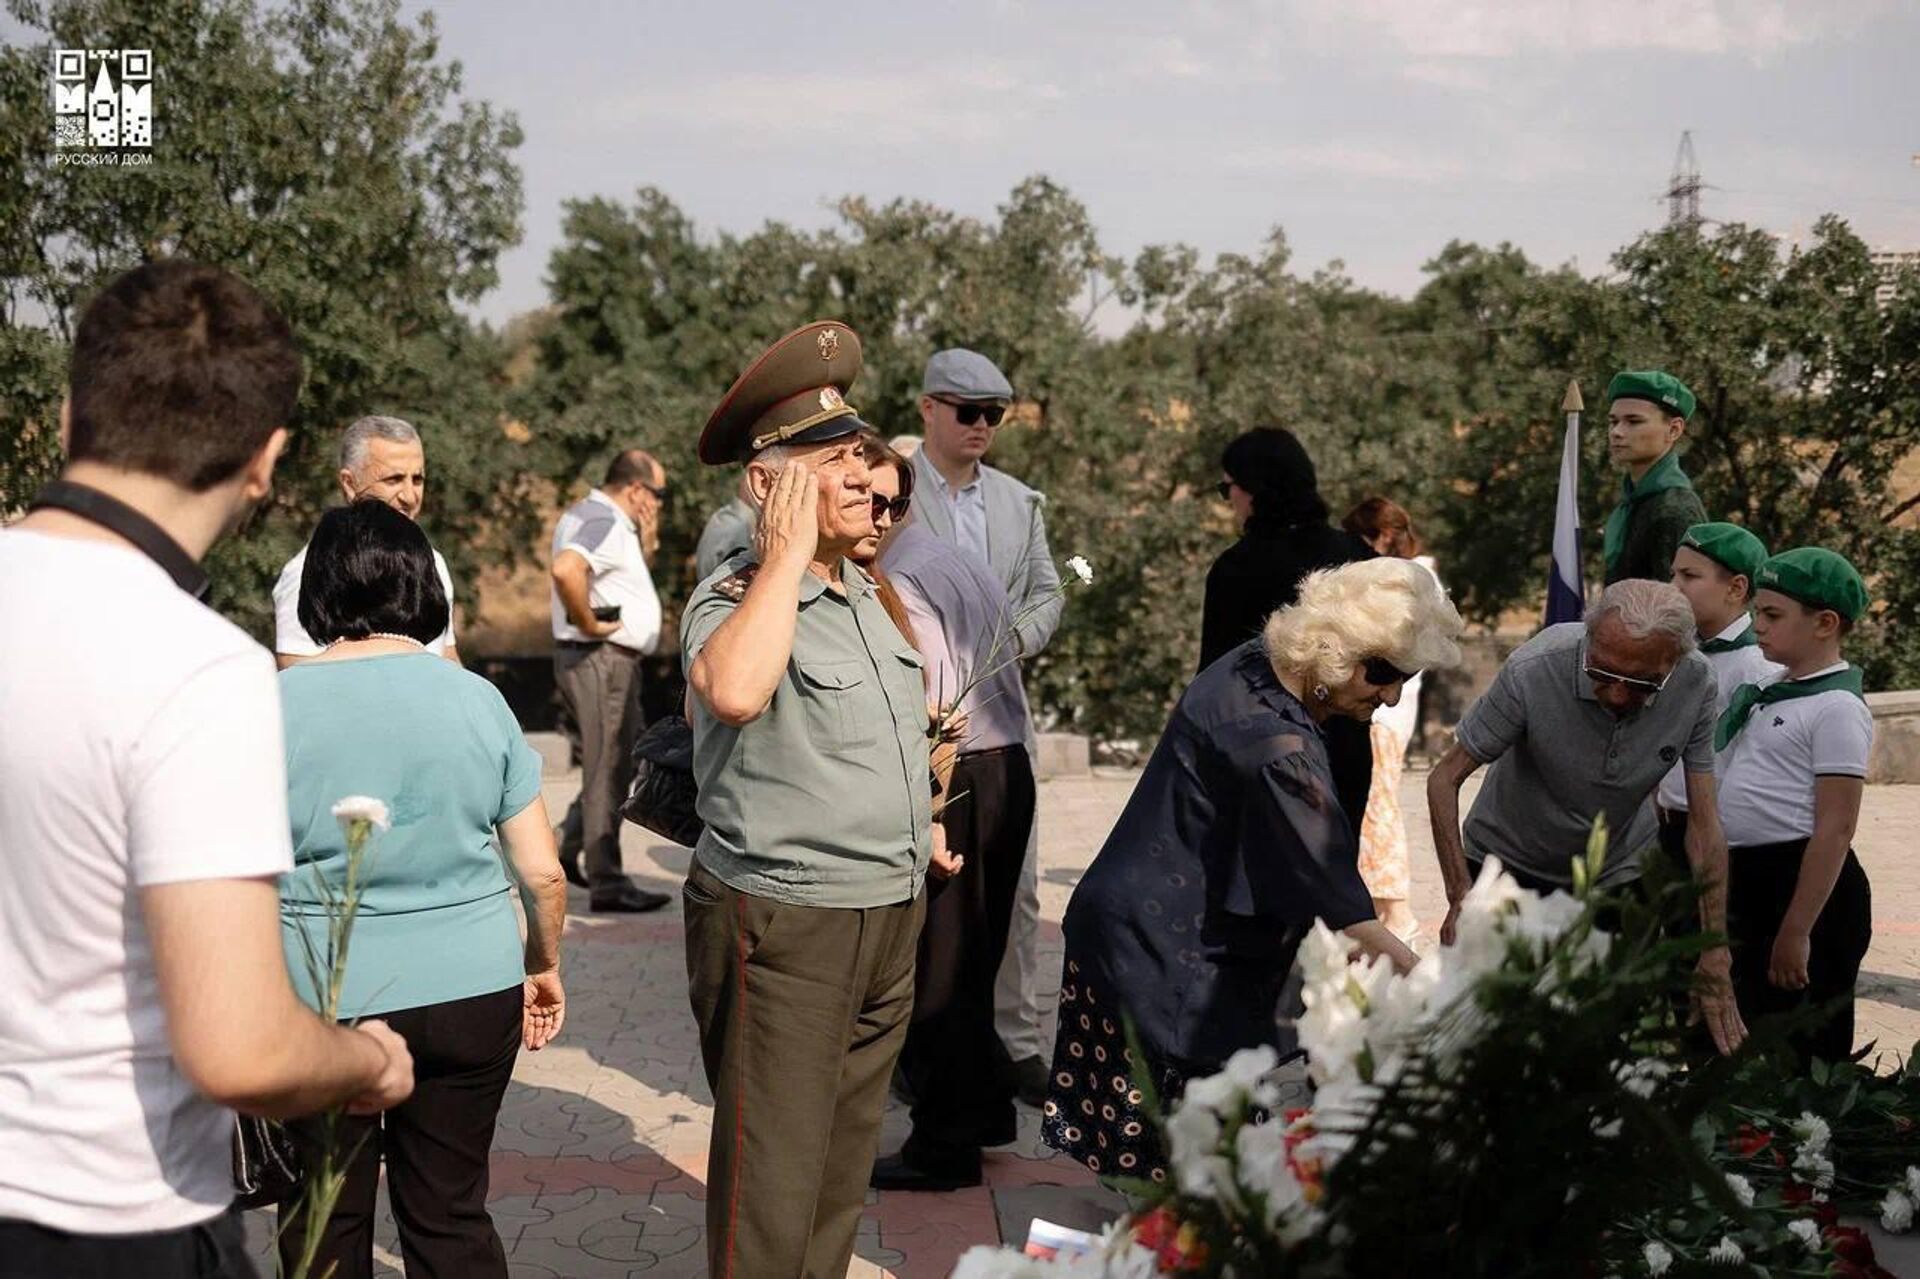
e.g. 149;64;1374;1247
1343;496;1444;941
1042;558;1463;1182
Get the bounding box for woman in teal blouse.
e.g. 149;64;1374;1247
275;500;568;1279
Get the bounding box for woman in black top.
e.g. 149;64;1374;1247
1044;558;1462;1183
1200;427;1378;830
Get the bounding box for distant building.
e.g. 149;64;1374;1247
1870;247;1920;307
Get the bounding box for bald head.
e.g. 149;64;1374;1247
605;449;663;492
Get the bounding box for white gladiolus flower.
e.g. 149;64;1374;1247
1707;1236;1745;1265
1164;1100;1223;1191
1066;555;1094;585
1642;1240;1673;1275
1179;1069;1243;1115
1235;1120;1307;1225
1299;920;1352;988
1790;1112;1831;1155
1906;1166;1920;1201
1298;991;1369;1085
1882;1189;1916;1234
331;796;390;833
1222;1044;1279;1091
1788;1218;1820;1249
1725;1173;1754;1207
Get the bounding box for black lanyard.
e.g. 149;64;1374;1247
27;480;212;603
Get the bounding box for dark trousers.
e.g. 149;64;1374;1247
0;1207;254;1279
683;859;922;1279
900;745;1037;1166
278;986;522;1279
1728;838;1873;1067
555;641;642;888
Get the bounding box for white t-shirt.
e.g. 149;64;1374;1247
1657;615;1784;813
274;540;457;657
549;489;662;654
0;531;294;1234
1716;662;1875;847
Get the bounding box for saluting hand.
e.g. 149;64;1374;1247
755;462;818;571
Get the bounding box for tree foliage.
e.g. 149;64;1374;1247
1;0;523;633
6;3;1915;733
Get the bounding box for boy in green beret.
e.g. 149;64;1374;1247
1713;547;1874;1067
1603;370;1708;585
1657;522;1783;865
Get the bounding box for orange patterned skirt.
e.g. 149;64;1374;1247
1357;720;1411;902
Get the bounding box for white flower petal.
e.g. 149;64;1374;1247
330;795;390;833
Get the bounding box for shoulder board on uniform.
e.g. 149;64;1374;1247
714;563;760;602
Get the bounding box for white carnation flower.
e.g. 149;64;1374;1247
1707;1236;1745;1265
1790;1112;1831;1155
331;796;391;833
1065;555;1094;585
1725;1173;1754;1207
1615;1057;1673;1100
1882;1189;1916;1234
1642;1240;1673;1275
1793;1147;1836;1190
1788;1218;1820;1249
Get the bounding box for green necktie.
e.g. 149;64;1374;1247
1700;627;1759;656
1715;667;1865;751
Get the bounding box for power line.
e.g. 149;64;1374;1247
1667;131;1703;229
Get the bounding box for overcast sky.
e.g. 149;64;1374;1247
410;1;1920;325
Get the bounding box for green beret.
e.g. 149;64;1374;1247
1753;547;1869;622
1607;370;1696;422
698;321;872;465
1680;522;1769;582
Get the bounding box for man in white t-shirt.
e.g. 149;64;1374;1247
550;449;668;912
1657;523;1784;864
272;415;460;667
1;262;413;1279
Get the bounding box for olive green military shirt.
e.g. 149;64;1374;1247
681;554;932;907
1603;451;1708;585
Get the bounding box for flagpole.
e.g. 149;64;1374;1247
1545;380;1586;626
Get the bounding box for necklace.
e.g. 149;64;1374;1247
326;632;426;650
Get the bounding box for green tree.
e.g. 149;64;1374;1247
1;0;523;633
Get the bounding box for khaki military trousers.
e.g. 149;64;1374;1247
683;859;922;1279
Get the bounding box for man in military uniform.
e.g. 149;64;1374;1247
1603;370;1709;585
680;322;932;1279
694;476;755;582
910;347;1061;1105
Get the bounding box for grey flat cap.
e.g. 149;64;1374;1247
923;348;1013;402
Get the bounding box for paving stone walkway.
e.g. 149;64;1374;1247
246;770;1920;1277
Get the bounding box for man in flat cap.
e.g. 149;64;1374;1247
911;346;1061;1106
680;322;932;1278
1603;370;1709;585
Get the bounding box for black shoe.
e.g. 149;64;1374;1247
553;826;588;888
1011;1055;1050;1108
589;884;671;913
870;1151;981;1192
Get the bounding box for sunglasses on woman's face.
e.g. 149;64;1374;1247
939;399;1006;428
871;493;911;523
1362;656;1417;687
1215;480;1236;500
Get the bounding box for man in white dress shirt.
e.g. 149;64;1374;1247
272;416;459;668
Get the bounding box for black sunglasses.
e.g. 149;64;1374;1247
872;493;911;522
1215;480;1236;500
1583;664;1671;695
1362;656;1417;686
938;398;1006;428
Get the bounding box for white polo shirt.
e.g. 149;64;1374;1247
1657;614;1783;814
0;530;294;1233
273;539;457;657
549;489;662;654
1716;662;1875;848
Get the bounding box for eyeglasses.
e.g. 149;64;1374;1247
1583;664;1672;695
937;398;1006;428
1362;656;1417;686
1215;480;1236;500
872;493;911;523
640;482;667;500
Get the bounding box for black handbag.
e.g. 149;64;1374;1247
621;714;704;847
232;1114;303;1209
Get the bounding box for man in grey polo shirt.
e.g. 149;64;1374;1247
1426;579;1747;1054
681;321;931;1279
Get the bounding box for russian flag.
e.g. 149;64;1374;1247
1545;381;1585;626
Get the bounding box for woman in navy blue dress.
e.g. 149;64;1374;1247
1043;558;1462;1182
